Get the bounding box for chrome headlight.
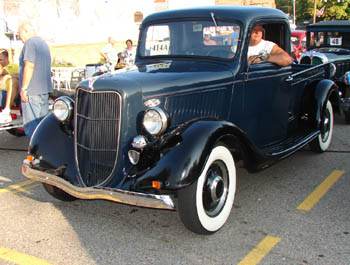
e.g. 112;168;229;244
142;107;169;136
53;96;74;122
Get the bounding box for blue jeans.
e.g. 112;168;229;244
0;90;6;108
0;90;20;108
22;94;49;139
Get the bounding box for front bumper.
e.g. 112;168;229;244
22;159;175;210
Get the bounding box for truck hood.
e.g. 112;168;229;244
85;60;234;98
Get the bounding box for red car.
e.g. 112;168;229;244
291;30;306;59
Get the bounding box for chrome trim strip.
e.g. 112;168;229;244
246;71;292;82
22;160;175;210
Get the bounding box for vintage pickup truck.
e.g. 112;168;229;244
22;6;339;234
300;20;350;123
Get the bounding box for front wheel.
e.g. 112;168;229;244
310;100;334;153
43;183;77;201
177;144;236;234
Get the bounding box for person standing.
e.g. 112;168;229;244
100;36;119;71
121;39;136;67
0;49;20;124
18;21;53;138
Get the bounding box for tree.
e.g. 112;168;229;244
276;0;293;15
276;0;350;24
318;0;349;21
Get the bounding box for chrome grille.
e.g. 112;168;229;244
74;88;122;187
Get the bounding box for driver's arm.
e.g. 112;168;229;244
268;45;292;66
248;45;292;66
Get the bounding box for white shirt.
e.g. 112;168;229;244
247;39;275;58
123;47;136;66
101;43;118;64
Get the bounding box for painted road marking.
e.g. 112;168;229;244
297;170;345;211
237;236;281;265
0;180;36;194
0;246;53;265
13;183;41;195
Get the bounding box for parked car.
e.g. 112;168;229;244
22;6;339;234
291;30;306;59
300;20;350;123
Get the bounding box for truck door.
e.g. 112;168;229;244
243;63;293;148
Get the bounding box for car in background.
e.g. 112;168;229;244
291;30;306;59
300;20;350;123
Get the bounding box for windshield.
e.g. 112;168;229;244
139;20;241;60
308;31;350;49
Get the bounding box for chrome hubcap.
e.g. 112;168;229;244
203;160;228;217
321;111;330;142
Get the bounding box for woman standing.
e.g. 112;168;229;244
121;39;136;67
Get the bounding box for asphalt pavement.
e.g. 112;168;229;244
0;115;349;265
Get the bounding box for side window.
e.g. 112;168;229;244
313;32;325;47
263;23;288;52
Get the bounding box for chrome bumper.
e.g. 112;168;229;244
22;160;175;210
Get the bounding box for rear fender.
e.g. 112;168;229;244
314;79;339;127
302;79;338;129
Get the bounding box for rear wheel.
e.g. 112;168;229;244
310;100;333;153
43;183;77;201
177;144;236;234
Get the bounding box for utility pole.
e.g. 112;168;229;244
313;0;317;23
293;0;296;26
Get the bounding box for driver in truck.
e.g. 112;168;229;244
248;24;292;66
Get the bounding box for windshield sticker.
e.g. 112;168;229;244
148;40;170;56
193;24;202;32
330;37;342;46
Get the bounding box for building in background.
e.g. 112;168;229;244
1;0;275;45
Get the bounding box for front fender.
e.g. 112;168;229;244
133;119;265;190
28;113;77;184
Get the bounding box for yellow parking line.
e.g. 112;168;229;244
237;236;281;265
0;246;53;265
0;180;36;194
297;170;345;211
13;183;41;195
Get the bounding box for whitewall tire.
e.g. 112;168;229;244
310;100;333;153
178;144;236;234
